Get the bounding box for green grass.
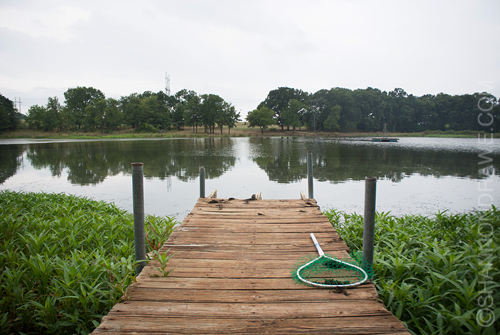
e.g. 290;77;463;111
0;191;177;334
2;127;498;140
324;208;500;335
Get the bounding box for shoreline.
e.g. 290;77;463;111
1;127;498;140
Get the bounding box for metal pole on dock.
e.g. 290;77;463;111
132;162;146;275
307;151;314;199
363;177;377;269
200;167;205;198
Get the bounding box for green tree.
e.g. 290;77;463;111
85;98;106;132
153;91;172;130
0;94;18;132
246;107;275;134
216;101;239;134
258;87;308;131
323;105;341;131
85;98;122;134
43;97;61;131
177;90;201;133
58;105;75;131
172;89;197;130
25;105;46;130
64;87;105;130
25;97;60;131
120;93;143;128
282;99;304;132
224;105;241;135
200;94;225;134
103;98;123;132
84;98;104;131
389;88;414;132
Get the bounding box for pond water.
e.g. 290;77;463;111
1;136;499;221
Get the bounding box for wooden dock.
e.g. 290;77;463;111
92;196;410;334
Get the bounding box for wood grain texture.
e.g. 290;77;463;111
92;198;410;334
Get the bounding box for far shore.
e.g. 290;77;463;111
1;125;498;140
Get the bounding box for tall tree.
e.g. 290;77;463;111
258;87;308;131
120;93;143;128
103;98;123;131
200;94;225;134
323;105;341;131
216;101;239;134
177;90;201;133
282;99;303;132
172;89;198;130
84;98;106;132
224;105;241;135
25;105;46;130
44;97;61;131
246;107;275;134
0;94;18;132
64;87;105;130
154;91;172;130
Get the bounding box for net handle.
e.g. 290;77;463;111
310;233;324;256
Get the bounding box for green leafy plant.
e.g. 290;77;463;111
324;207;500;335
148;249;176;277
0;190;177;334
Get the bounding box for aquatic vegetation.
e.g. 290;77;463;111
325;208;500;334
0;190;177;334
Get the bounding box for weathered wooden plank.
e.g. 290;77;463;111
173;223;335;232
170;231;340;242
145;257;351;270
157;243;350;253
132;277;368;290
156;251;347;261
193;206;322;212
188;208;322;220
195;198;319;205
95;315;409;334
140;266;302;278
92;198;410;334
107;300;391;318
180;217;333;225
165;234;344;245
154;246;348;267
125;287;379;303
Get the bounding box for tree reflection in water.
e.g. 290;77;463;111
0;137;498;187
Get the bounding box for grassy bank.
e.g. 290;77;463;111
324;208;499;335
1;190;499;334
1;125;498;139
0;191;177;334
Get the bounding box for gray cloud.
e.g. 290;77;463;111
1;0;499;116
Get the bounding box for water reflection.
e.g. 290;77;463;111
0;144;25;184
0;137;499;186
249;137;499;183
18;138;236;185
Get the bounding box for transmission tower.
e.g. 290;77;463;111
165;72;171;96
14;97;22;114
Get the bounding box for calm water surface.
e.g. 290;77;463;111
1;137;499;221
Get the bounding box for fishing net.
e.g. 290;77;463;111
291;234;373;288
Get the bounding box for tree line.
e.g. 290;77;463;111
0;94;21;133
247;87;500;133
1;87;240;134
1;85;499;134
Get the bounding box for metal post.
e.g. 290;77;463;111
200;167;205;198
132;162;146;275
363;176;377;269
307;151;314;199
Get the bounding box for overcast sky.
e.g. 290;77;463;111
1;0;499;117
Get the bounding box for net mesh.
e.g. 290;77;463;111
290;252;373;287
